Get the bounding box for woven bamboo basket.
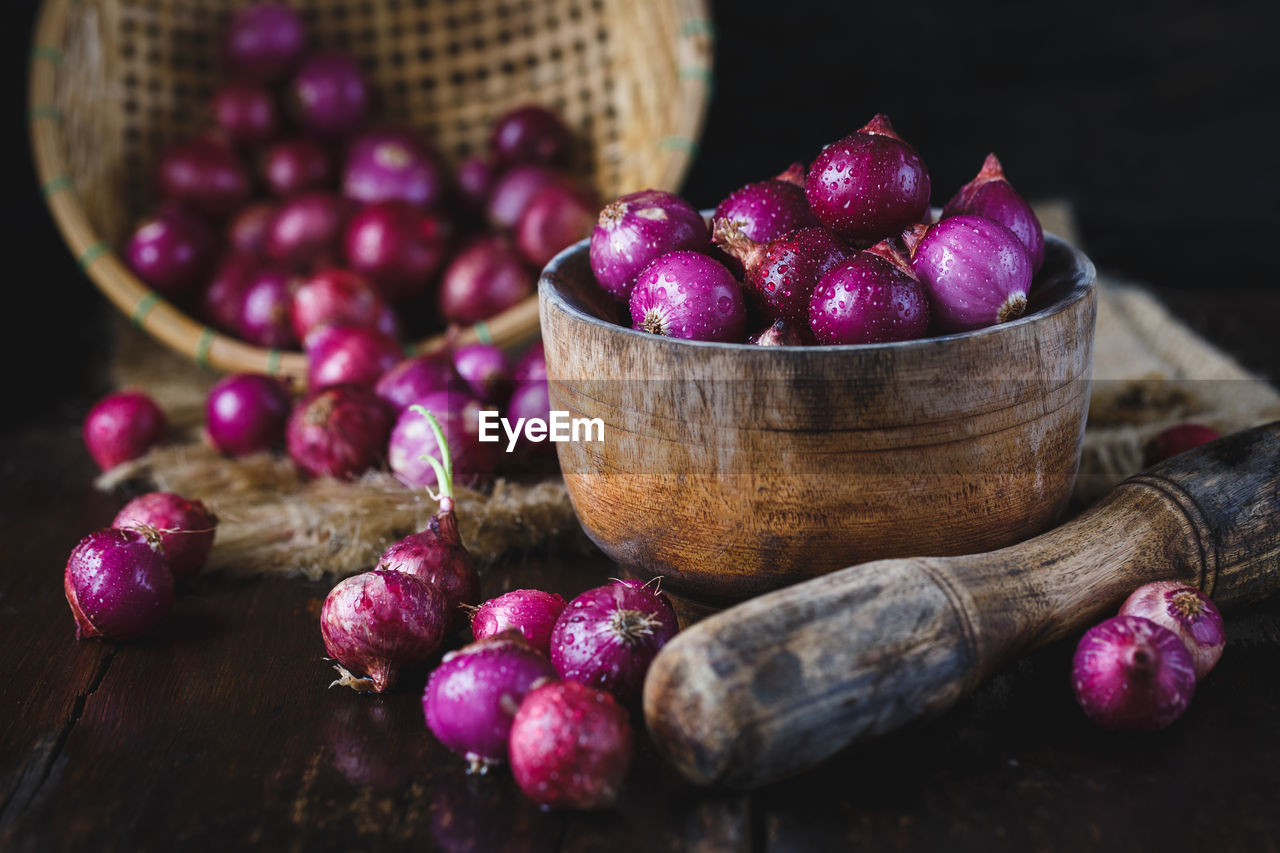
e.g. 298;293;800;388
30;0;713;379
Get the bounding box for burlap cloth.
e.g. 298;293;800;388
101;203;1279;579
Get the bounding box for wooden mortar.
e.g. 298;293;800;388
539;234;1096;618
642;421;1280;787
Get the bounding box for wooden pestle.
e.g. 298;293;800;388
643;421;1280;789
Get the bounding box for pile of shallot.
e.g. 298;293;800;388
316;407;678;809
281;337;549;482
82;334;549;486
63;490;218;642
123;3;597;354
590;115;1047;345
1072;581;1225;731
419;575;678;809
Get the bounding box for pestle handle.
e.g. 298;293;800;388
643;422;1280;789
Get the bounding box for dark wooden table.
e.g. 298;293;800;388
2;288;1279;853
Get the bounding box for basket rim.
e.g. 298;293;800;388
28;0;715;381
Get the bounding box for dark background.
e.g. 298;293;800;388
7;0;1280;429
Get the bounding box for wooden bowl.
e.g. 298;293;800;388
29;0;712;379
539;234;1097;617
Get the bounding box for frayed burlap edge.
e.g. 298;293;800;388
104;329;594;580
97;442;593;580
1080;282;1280;502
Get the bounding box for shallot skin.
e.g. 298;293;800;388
305;324;403;391
229;202;280;256
125;206;218;297
290;268;394;342
222;3;307;83
589;190;710;302
286;384;393;479
1119;582;1225;679
261;137;334;198
342;201;451;302
374;355;458;412
201;253;257;333
379;516;480;633
437;238;534;326
516;183;598;268
718;223;852;327
289;51;370;138
422;634;558;770
321;569;448;692
489;104;574;166
508;681;634;810
265;192;350;271
387;391;497;489
454;156;498;217
1144;423;1221;467
237;266;298;348
206;373;293;457
550;579;680;704
628;251;747;343
512;341;547;383
712;164;817;244
909;215;1032;333
64;528;175;641
809;246;930;345
487;165;571;232
471;589;567;655
943;153;1045;274
157;136;252;219
453;343;512;403
112;491;217;581
343;127;447;210
212;80;283;147
805;115;931;244
82;390;167;471
1072;615;1196;731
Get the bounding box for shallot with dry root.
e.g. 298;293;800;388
628;251;746;343
285;384;393;479
904;215;1032;334
712;162;816;244
714;222;850;328
1072;614;1197;731
112;492;218;582
321;569;448;693
550;578;679;704
1119;582;1225;679
590;190;709;302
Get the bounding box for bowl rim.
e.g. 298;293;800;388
539;230;1096;353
